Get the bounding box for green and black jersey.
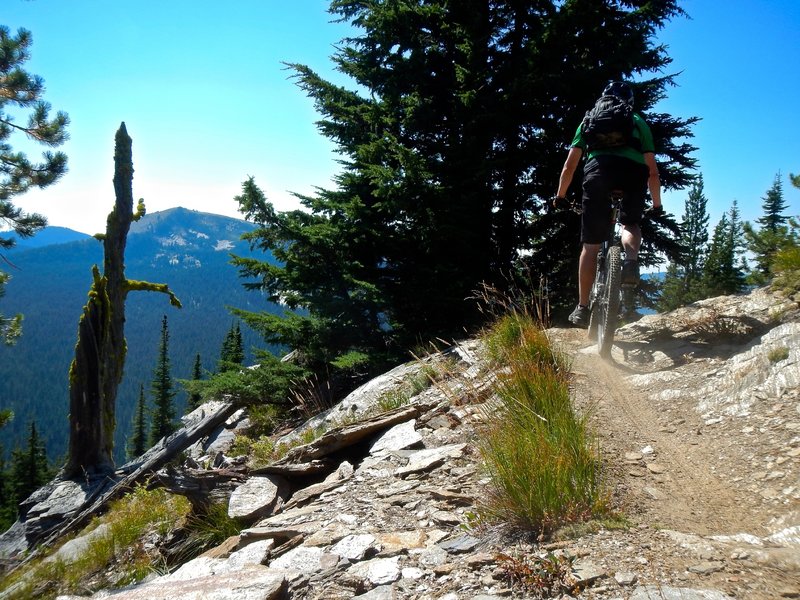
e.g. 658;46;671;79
571;113;655;165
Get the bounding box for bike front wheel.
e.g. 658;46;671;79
597;246;622;357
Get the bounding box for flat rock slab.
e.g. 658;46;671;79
228;475;290;522
629;586;732;600
395;444;466;477
58;565;287;600
370;420;422;454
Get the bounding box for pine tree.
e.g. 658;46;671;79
126;384;148;460
744;173;794;284
1;26;69;343
232;0;696;379
218;322;244;372
149;315;177;445
185;354;204;413
702;201;747;296
8;422;49;511
659;177;710;310
791;173;800;189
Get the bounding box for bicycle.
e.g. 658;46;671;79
590;191;632;357
570;191;633;358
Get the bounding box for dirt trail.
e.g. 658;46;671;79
548;325;800;599
571;337;756;535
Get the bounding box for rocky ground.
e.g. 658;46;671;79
3;288;799;599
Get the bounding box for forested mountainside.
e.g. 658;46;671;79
0;207;280;464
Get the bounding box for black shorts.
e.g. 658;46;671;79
581;155;649;244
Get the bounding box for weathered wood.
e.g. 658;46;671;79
29;401;239;562
65;124;180;478
153;465;247;512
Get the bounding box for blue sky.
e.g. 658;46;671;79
5;1;800;236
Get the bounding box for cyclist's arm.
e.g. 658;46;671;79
557;146;583;198
643;152;662;208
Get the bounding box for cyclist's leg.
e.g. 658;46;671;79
618;160;648;278
578;158;611;307
578;243;601;306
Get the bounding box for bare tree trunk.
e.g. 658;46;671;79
65;123;180;478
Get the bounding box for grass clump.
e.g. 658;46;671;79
767;346;790;363
478;311;607;537
0;486;190;599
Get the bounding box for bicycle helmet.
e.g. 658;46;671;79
603;81;634;106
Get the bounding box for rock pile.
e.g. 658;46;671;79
2;288;798;599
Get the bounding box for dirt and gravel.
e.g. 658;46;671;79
545;291;800;599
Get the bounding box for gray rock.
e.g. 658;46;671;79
331;534;377;560
227;539;274;568
438;534;481;554
354;585;397;599
269;545;326;572
346;556;401;585
69;564;287;599
46;523;110;565
629;586;731;599
370;420;422;454
228;475;290;522
395;444;466;477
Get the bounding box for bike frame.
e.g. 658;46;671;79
587;192;625;357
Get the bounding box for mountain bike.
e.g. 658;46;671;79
585;191;632;358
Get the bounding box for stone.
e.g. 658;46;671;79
353;585;397;599
614;571;638;586
629;586;731;599
347;556;402;586
331;534;377;561
395;444;466;477
370;420;423;454
70;564;287;599
269;545;327;572
376;531;428;556
687;561;725;574
227;539;274;568
285;461;354;508
438;534;481;554
227;475;290;522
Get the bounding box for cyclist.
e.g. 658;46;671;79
553;81;663;327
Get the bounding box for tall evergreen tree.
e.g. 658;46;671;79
702;201;747;296
185;353;204;413
1;26;69;343
8;422;49;511
149;315;177;445
744;173;794;284
232;1;696;380
219;322;244;371
659;177;710;310
126;384;148;460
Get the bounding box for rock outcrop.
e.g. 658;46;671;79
2;288;798;599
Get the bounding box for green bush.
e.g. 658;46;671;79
478;312;607;536
772;244;800;295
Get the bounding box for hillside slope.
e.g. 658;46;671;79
1;287;797;599
0;207;279;462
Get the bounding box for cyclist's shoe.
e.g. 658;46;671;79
621;259;640;287
568;305;591;328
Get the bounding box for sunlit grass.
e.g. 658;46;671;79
478;311;608;536
0;486;190;599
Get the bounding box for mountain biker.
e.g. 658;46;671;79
553;81;663;327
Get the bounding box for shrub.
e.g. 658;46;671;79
478;312;607;536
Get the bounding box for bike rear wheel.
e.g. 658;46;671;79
597;245;622;357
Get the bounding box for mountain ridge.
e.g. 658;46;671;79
0;207;279;463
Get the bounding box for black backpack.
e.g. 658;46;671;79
581;94;635;149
